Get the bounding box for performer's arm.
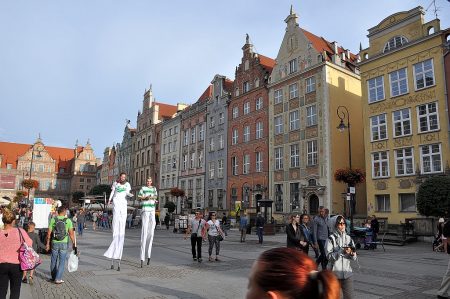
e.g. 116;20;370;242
137;188;145;201
108;183;115;204
126;183;134;197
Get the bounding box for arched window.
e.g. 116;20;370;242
427;26;435;35
383;36;408;53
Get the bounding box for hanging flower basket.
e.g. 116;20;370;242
170;187;185;198
22;179;39;190
334;168;366;185
16;190;28;198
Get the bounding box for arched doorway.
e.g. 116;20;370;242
255;194;262;209
309;194;319;215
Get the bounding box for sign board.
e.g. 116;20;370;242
0;174;15;189
32;198;54;229
349;187;355;194
346;193;351;201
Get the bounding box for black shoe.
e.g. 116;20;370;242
437;295;449;299
140;260;143;268
22;278;27;284
110;265;114;270
147;258;150;265
198;258;202;263
193;257;197;261
117;266;120;271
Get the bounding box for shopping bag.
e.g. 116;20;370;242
68;251;79;272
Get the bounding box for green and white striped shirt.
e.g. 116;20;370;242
138;186;158;212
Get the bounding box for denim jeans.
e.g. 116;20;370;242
78;222;84;235
50;242;68;281
257;227;264;244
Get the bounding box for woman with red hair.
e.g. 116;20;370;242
246;247;340;299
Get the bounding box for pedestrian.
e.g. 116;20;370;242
326;215;357;299
126;212;133;229
185;210;206;263
221;213;228;236
138;177;158;268
206;212;224;262
256;212;265;244
164;214;170;230
438;218;448;254
0;207;4;230
45;206;77;284
0;208;33;299
246;247;340;299
300;214;314;255
239;213;248;242
437;219;450;299
104;172;133;271
313;206;329;270
286;214;308;252
92;211;98;231
22;222;45;285
76;208;86;236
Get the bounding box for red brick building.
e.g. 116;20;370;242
227;35;275;213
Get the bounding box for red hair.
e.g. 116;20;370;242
255;247;340;299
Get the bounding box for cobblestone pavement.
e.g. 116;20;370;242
16;225;449;299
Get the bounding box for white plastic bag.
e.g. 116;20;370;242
68;251;78;272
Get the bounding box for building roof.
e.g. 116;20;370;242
224;79;234;93
154;102;178;120
258;54;276;71
198;85;213;102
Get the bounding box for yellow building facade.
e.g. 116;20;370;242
359;7;450;224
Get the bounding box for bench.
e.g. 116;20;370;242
367;232;386;252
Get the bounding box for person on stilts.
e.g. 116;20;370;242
138;177;158;267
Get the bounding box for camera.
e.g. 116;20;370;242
342;244;356;252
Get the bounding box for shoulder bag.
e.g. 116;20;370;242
18;228;42;271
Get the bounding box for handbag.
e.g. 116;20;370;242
18;228;42;271
213;222;224;241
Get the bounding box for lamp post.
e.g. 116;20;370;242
27;145;41;206
336;105;354;230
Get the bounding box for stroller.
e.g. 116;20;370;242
433;233;444;252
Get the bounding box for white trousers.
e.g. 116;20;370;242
104;203;127;260
140;210;156;261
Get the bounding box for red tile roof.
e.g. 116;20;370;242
224;79;234;93
258;54;276;71
154;102;178;120
197;85;213;102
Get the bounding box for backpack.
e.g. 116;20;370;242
52;217;68;241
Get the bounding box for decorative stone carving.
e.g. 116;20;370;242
369;89;436;114
375;181;387;190
399;179;412;189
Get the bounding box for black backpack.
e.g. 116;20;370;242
52;217;68;241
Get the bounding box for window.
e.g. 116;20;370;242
209;116;215;128
306;105;317;126
274;116;283;135
399;193;416;212
290;183;300;210
376;194;391;212
389;68;408;97
162;160;166;173
198;150;203;168
219;113;224;124
231;157;238;175
275;147;283;170
232;106;239;119
274;89;283;104
289;58;297;74
243;81;250;93
244;102;250;114
395;147;414;176
218;160;224;178
183;130;188;146
255;78;260;88
289;83;298;99
414;59;434;90
290;144;300;167
190;152;195;169
307;140;318;166
256;121;263;139
243;126;250;142
232;128;238;145
199;124;205;141
383;36;408;53
174;126;178;134
368;76;385;103
256;152;262;172
218;134;224;149
370;114;388;141
275;184;283;212
209;162;215;179
256;97;263;110
417;102;439;133
182;155;187;170
372;151;390;178
243;154;250;174
420;143;442;174
392;108;411;137
209;137;215;151
306;77;316;93
289;110;300;131
191;128;196;144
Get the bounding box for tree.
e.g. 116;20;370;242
164;201;176;213
89;184;112;197
417;175;450;217
72;191;85;204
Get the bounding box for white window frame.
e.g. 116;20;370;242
209;162;215;179
383;36;408;53
256;97;263;110
370;113;388;141
274;116;283;135
417;102;439;133
209;116;215;128
394;147;414;176
209;137;215;151
218;134;224;149
191;127;196;144
372;151;390;178
256;121;263;139
190;152;196;169
255;152;262;172
306;77;316;93
274;89;283;104
219;112;224;124
367;76;385;103
243;125;250;142
198;150;203;168
392;108;411;138
389;68;408;97
232;157;238;175
243;154;250;174
420;143;442;174
289;83;298;99
413;59;435;90
232;106;239;119
183;130;188;146
306;105;317;127
218;160;224;178
182;154;187;170
289;58;297;74
244;102;250;115
376;194;391;212
275;147;283;170
290;144;300;168
307;140;318;166
243;81;250;93
399;193;417;212
199;124;205;141
232;128;238;145
289;110;300;131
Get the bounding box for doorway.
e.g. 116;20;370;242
309;194;319;215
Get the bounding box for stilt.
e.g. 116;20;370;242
110;259;114;270
117;260;121;271
147;258;150;265
140;260;143;268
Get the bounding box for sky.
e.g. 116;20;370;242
1;0;449;158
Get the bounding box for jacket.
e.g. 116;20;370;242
312;215;328;242
286;223;306;250
326;229;356;279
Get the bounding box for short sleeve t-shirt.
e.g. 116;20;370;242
207;219;220;236
190;218;205;236
49;216;73;243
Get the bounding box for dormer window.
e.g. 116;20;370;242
383;36;408;53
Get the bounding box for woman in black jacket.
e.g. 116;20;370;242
286;214;308;251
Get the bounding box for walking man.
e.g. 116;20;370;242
437;219;450;299
185;210;206;262
313;206;329;270
138;177;158;267
239;213;248;242
45;206;76;284
256;212;265;244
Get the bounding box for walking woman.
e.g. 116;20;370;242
0;209;33;299
286;214;308;252
326;215;357;299
300;214;313;255
206;212;224;262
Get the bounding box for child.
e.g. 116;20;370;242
22;222;45;284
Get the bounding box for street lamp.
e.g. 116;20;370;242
27;145;42;206
336;105;354;230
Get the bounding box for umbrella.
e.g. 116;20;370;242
0;197;11;205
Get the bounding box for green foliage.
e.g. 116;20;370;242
22;179;39;190
417;175;450;217
89;184;112;197
164;201;176;213
72;191;85;203
170;187;185;198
